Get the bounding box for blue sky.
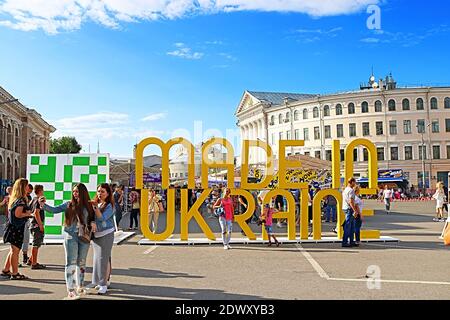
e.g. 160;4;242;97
0;0;449;158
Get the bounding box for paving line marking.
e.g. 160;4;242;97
295;244;450;286
143;235;173;254
143;246;159;255
0;247;10;252
295;244;329;279
328;278;450;286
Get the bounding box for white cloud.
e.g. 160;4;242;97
141;112;167;121
52;111;167;141
55;112;129;129
0;0;380;34
360;37;380;43
167;43;204;60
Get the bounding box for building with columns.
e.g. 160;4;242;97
235;73;450;189
0;85;55;183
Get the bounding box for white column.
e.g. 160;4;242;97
254;121;259;164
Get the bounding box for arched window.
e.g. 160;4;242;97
362;101;369;113
445;97;450;109
388;99;396;111
324;105;330;117
14;159;19;181
313;107;319;118
348;103;355;114
416;98;424;110
303;108;308;119
430;97;438;109
7;124;12;151
336;104;343;115
14;128;19;153
294;110;299;121
375;100;382;112
402;98;410;110
285;112;290;122
0;155;3;179
278;114;283;124
270;115;275;125
6;157;12;181
0;119;3;148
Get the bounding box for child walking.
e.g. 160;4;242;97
261;200;280;247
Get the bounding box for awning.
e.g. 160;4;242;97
357;177;406;183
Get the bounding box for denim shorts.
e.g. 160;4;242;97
265;225;273;234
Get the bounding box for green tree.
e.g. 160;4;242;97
50;136;82;154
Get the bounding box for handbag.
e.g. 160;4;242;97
214;207;225;218
77;216;92;243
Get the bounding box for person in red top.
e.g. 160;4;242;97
261;199;280;247
214;188;234;250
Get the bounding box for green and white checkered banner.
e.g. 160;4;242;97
27;154;109;240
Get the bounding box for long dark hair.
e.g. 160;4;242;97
98;183;114;212
66;183;95;226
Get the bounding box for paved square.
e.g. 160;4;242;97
0;200;449;300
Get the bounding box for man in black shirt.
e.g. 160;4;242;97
29;185;46;269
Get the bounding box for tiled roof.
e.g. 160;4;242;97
248;91;318;106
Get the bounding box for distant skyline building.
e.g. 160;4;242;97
235;73;450;188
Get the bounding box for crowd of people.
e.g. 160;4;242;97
0;177;448;298
1;178;118;300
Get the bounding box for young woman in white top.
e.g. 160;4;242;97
353;185;363;246
432;182;446;222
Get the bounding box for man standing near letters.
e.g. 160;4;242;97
342;178;358;247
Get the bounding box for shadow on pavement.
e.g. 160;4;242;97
95;282;264;300
109;268;204;280
0;283;52;295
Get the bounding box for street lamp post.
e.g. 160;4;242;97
420;131;426;192
417;122;432;193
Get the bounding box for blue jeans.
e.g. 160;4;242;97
219;217;233;245
63;230;90;292
354;217;362;243
342;209;356;245
325;205;337;222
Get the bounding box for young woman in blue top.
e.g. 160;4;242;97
40;183;95;300
89;183;115;295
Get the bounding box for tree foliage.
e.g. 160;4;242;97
50;136;82;154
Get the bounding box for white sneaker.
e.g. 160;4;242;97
433;218;439;222
227;245;232;249
223;245;228;250
97;285;108;295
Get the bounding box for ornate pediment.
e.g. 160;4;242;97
235;91;261;115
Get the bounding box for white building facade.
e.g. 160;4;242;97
235;74;450;188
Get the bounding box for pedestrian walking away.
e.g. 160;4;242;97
261;199;280;247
